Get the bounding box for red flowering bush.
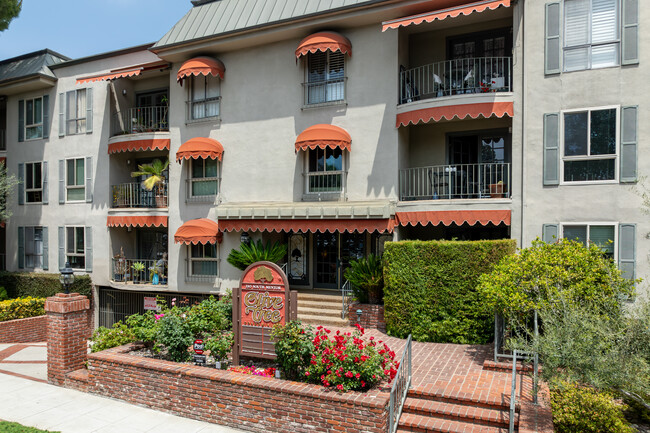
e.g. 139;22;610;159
305;324;399;392
228;365;276;378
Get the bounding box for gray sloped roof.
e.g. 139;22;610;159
153;0;390;49
0;49;69;85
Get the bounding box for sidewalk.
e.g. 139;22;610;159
0;372;250;433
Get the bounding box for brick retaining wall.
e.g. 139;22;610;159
77;344;389;433
348;303;386;332
0;315;47;343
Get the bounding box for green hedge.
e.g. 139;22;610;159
0;272;92;300
383;239;516;344
0;297;46;322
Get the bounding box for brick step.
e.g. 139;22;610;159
403;398;518;429
297;313;349;327
297;299;343;310
483;360;535;373
408;388;518;412
397;413;509;433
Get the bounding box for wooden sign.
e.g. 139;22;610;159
233;261;297;365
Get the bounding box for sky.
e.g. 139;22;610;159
0;0;193;61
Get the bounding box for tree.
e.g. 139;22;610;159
0;162;19;221
0;0;22;32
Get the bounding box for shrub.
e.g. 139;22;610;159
271;321;314;380
185;295;230;337
0;297;45;322
0;272;92;300
205;331;234;362
226;240;287;271
305;324;398;392
156;313;194;362
90;322;135;353
551;383;634;433
383;239;516;344
0;287;7;301
344;254;383;304
125;310;159;347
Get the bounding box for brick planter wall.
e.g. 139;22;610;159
348;303;386;332
78;344;389;433
0;315;47;343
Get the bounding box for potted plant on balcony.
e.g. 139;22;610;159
113;247;126;282
489;180;506;198
131;158;169;208
131;262;145;284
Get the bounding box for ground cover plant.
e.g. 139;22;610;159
0;297;45;322
0;421;59;433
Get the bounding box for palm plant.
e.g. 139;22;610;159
344;254;384;304
227;240;287;271
131;158;169;191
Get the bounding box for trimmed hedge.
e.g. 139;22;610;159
0;272;93;300
0;297;46;322
383;239;516;344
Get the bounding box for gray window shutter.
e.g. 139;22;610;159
17;163;24;205
59;159;65;204
58;226;65;270
622;0;639;65
58;93;65;137
42;95;49;139
85;156;92;202
42;161;48;204
17;226;24;269
86;88;93;133
543;113;560;185
542;224;559;243
620;106;637;183
18;99;24;142
545;2;561;75
85;226;92;272
42;227;49;271
618;224;636;280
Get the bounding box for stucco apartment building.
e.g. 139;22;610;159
0;0;644;326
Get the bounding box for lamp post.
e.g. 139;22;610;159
59;261;75;294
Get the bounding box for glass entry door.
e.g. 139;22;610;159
314;233;338;289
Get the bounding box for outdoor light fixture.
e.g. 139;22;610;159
122;89;127;96
59;261;75;294
240;232;251;244
356;309;362;324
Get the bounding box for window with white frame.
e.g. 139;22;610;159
25;227;44;269
66;158;85;201
189;75;220;121
66;226;85;269
190;158;219;197
189;243;218;277
563;0;619;72
306;51;345;105
307;147;344;193
562;107;617;182
562;223;616;259
24;97;43;140
66;89;87;134
25;162;42;203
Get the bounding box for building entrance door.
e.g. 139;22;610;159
314;233;338;289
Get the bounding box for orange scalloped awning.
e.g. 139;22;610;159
177;57;225;82
397;102;513;127
383;0;511;31
295;124;351;152
219;219;393;234
176;137;224;163
108;139;170;154
76;61;169;84
295;32;352;58
174;219;222;245
107;216;168;228
395;210;511;227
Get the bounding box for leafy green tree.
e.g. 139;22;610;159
130;158;169;191
0;0;21;32
0;162;19;222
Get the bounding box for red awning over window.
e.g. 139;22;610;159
107;216;168;228
295;124;352;152
382;0;511;31
174;219;221;245
176;137;224;163
394;210;511;227
396;102;513;127
108;139;170;154
295;32;352;58
176;57;225;83
76;61;170;84
219;219;394;233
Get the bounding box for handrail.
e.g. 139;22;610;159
388;334;412;433
341;279;352;319
510;349;517;433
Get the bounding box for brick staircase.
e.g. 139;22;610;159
396;386;519;433
296;290;349;327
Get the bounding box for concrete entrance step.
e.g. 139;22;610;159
297;314;349;327
298;306;345;316
296;291;343;302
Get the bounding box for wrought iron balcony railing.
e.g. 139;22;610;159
112;106;169;136
111;258;167;285
112;182;168;208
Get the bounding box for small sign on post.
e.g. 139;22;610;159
193;339;206;365
143;297;158;311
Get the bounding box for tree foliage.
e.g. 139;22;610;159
0;163;19;222
0;0;21;32
344;254;383;304
130;158;169;191
226;240;286;271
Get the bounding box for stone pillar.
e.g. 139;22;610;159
45;293;90;386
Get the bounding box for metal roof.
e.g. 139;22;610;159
0;49;69;84
153;0;391;50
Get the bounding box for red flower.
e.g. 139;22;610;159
345;371;354;378
336;384;344;391
355;373;361;379
305;371;310;376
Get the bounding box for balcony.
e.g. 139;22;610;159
112;183;168;208
111;258;167;285
112;106;168;137
302;77;346;108
400;57;511;105
399;163;511;201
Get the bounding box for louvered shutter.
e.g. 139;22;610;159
622;0;639;65
59;159;65;204
58;93;65;137
86;88;93;133
18;227;24;269
85;156;92;202
42;161;48;204
618;224;636;280
542;224;559;243
545;2;561;74
17;163;24;205
58;226;65;270
18;100;24;142
620;106;637;183
42;95;49;139
543;113;560;185
42;227;49;270
85;226;92;272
